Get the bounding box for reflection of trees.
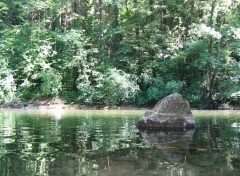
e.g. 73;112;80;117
0;110;149;176
187;116;240;175
0;110;240;175
0;111;62;176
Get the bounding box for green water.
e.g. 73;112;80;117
0;109;240;176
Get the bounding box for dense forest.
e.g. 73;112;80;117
0;0;239;108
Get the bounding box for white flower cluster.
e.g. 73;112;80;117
198;24;222;39
233;28;240;39
0;75;14;90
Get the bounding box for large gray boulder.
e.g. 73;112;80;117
137;93;195;130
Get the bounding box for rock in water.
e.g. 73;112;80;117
137;93;195;130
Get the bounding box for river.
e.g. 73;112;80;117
0;109;240;176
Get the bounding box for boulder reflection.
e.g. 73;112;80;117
140;129;194;162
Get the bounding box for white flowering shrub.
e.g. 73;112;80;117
0;74;16;103
77;68;139;105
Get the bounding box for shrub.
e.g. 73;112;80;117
136;77;183;106
0;74;17;103
77;68;139;105
39;68;62;96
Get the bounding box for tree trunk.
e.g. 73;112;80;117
148;0;154;23
111;0;121;57
205;0;217;109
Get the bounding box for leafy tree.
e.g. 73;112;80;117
0;0;239;108
77;68;139;105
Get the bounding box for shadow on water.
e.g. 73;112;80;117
0;109;240;176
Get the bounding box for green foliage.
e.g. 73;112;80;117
215;59;240;105
59;91;81;104
102;68;139;105
39;68;62;96
0;2;8;27
0;74;17;103
0;0;239;108
77;68;139;105
137;77;183;106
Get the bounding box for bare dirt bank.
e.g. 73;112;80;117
0;98;148;110
1;98;239;110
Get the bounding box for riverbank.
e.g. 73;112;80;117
0;98;148;110
1;97;239;110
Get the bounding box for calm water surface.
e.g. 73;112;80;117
0;109;240;176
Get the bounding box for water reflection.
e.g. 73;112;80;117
52;105;63;119
0;110;240;176
140;130;194;162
